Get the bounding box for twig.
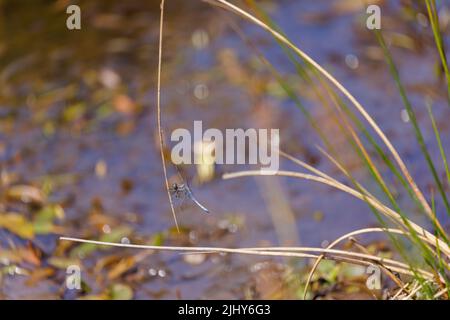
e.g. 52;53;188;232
157;0;179;232
391;282;412;300
59;237;433;280
434;288;448;299
403;281;427;300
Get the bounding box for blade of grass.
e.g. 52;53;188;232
223;170;450;256
425;0;450;105
427;102;450;188
202;0;449;296
375;29;450;223
316;146;447;294
282;147;443;293
204;0;437;238
245;3;449;292
239;2;448;269
248;1;447;241
230;2;445;251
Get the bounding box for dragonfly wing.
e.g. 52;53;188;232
171;190;186;209
185;187;210;214
191;197;210;213
173;166;210;214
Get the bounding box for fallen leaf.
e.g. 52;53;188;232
113;94;137;115
25;268;55;286
107;256;136;280
109;283;133;300
107;252;151;280
70;226;132;258
33;204;65;234
6;185;45;206
48;257;81;269
0;212;34;239
0;246;41;266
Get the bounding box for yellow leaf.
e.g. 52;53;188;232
107;256;136;280
0;212;34;239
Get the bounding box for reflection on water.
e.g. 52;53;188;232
0;0;449;299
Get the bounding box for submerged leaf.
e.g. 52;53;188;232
107;256;136;280
109;283;133;300
0;212;34;239
48;257;81;269
0;246;41;266
70;226;133;258
25;268;55;286
6;185;45;205
33;204;65;234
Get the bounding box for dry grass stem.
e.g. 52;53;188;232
157;0;179;232
223;170;449;257
59;237;434;280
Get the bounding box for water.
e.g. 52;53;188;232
0;0;449;299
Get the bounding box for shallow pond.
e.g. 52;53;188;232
1;0;449;299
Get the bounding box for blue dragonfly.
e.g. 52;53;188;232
169;165;210;214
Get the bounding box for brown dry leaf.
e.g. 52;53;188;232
0;245;40;266
92;14;124;30
107;252;150;280
406;83;443;101
0;212;34;239
20;244;41;266
332;0;384;14
25;268;55;286
251;262;292;299
94;254;121;274
115;119;135;136
6;185;45;205
0;142;5;157
88;212;118;232
113;94;137;115
79;293;109;300
0;249;22;264
300;0;384;23
107;256;137;280
53;238;74;256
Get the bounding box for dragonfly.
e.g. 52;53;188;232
169;166;210;214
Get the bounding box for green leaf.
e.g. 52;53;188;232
109;283;133;300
